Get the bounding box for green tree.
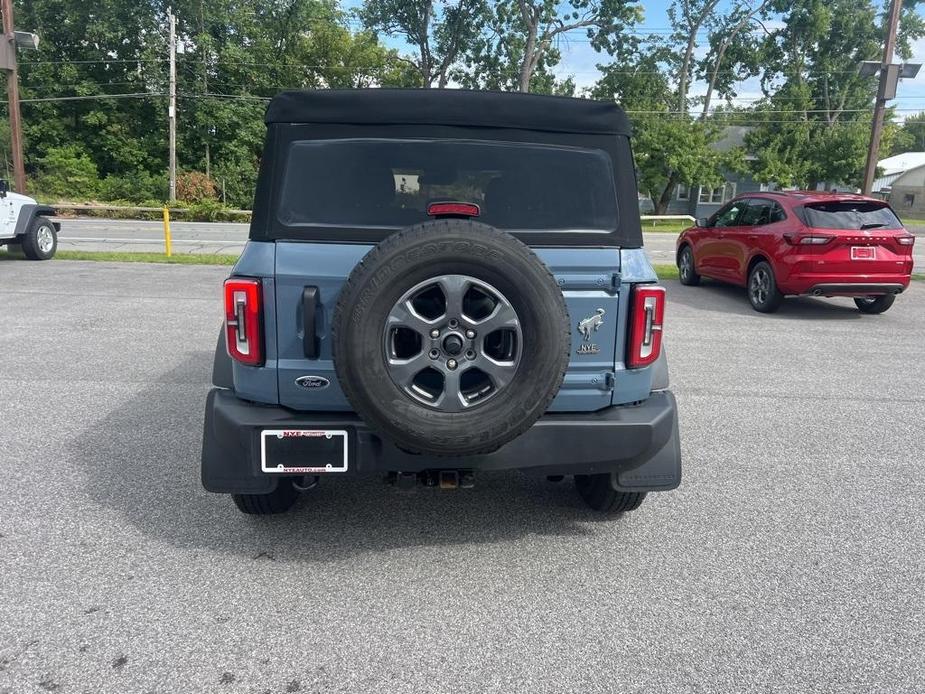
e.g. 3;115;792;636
15;0;167;194
665;0;722;113
593;50;732;213
170;0;415;205
890;112;925;154
462;0;642;92
743;0;925;189
359;0;486;88
10;0;410;206
697;0;769;119
34;145;100;198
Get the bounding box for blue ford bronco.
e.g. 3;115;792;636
201;89;682;516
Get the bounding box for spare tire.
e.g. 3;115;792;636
332;219;570;456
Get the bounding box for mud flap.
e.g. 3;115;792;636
614;400;681;492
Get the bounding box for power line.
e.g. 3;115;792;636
20;81;154;91
11;90;925;126
14;55;897;81
20;92;165;103
20;58;168;66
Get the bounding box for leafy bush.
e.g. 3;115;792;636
176;171;217;202
212;159;258;209
100;170;168;203
33;145;100;199
183;198;250;222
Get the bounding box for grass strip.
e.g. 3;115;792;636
0;249;239;265
653;263;679;280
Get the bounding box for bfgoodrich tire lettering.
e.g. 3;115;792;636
332;219;570;456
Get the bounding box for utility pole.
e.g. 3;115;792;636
862;0;903;195
203;49;210;179
0;0;38;193
198;1;210;179
168;7;177;202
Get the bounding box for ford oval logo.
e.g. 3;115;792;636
295;375;330;390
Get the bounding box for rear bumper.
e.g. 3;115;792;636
778;269;911;296
804;282;907;297
201;388;682;495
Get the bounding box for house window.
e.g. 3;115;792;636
904;193;915;207
677;184;690;202
699;184;726;204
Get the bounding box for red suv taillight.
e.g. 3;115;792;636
224;278;264;366
627;285;665;369
783;233;834;245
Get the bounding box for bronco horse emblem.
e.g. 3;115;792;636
577;308;606;342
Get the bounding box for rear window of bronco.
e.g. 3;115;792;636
276;138;619;232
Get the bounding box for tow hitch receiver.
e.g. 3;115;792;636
439;470;459;489
385;471;475;489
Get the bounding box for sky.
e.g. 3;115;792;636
344;0;925;120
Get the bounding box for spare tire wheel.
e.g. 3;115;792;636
332;219;570;456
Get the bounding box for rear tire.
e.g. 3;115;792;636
854;294;895;314
21;217;57;260
677;245;701;286
747;261;783;313
574;473;647;514
232;480;300;515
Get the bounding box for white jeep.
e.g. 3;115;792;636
0;179;59;260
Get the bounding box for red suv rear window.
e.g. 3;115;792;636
797;201;902;230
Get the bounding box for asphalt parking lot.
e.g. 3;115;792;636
1;261;923;693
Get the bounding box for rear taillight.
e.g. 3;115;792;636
224;278;263;366
898;235;915;246
627;285;665;369
783;233;834;245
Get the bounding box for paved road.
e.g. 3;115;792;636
53;218;925;271
54;217;249;254
2;261;924;693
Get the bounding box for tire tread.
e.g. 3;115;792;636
231;481;299;515
575;473;647;515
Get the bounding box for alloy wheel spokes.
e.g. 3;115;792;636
383;274;522;411
37;227;54;253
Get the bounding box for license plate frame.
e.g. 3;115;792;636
851;246;877;261
260;429;348;474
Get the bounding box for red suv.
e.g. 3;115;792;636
676;191;916;313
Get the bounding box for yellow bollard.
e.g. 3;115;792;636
162;205;173;257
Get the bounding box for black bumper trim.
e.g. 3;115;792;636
806;283;905;296
201;389;682;494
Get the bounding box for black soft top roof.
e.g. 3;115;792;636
265;88;631;136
